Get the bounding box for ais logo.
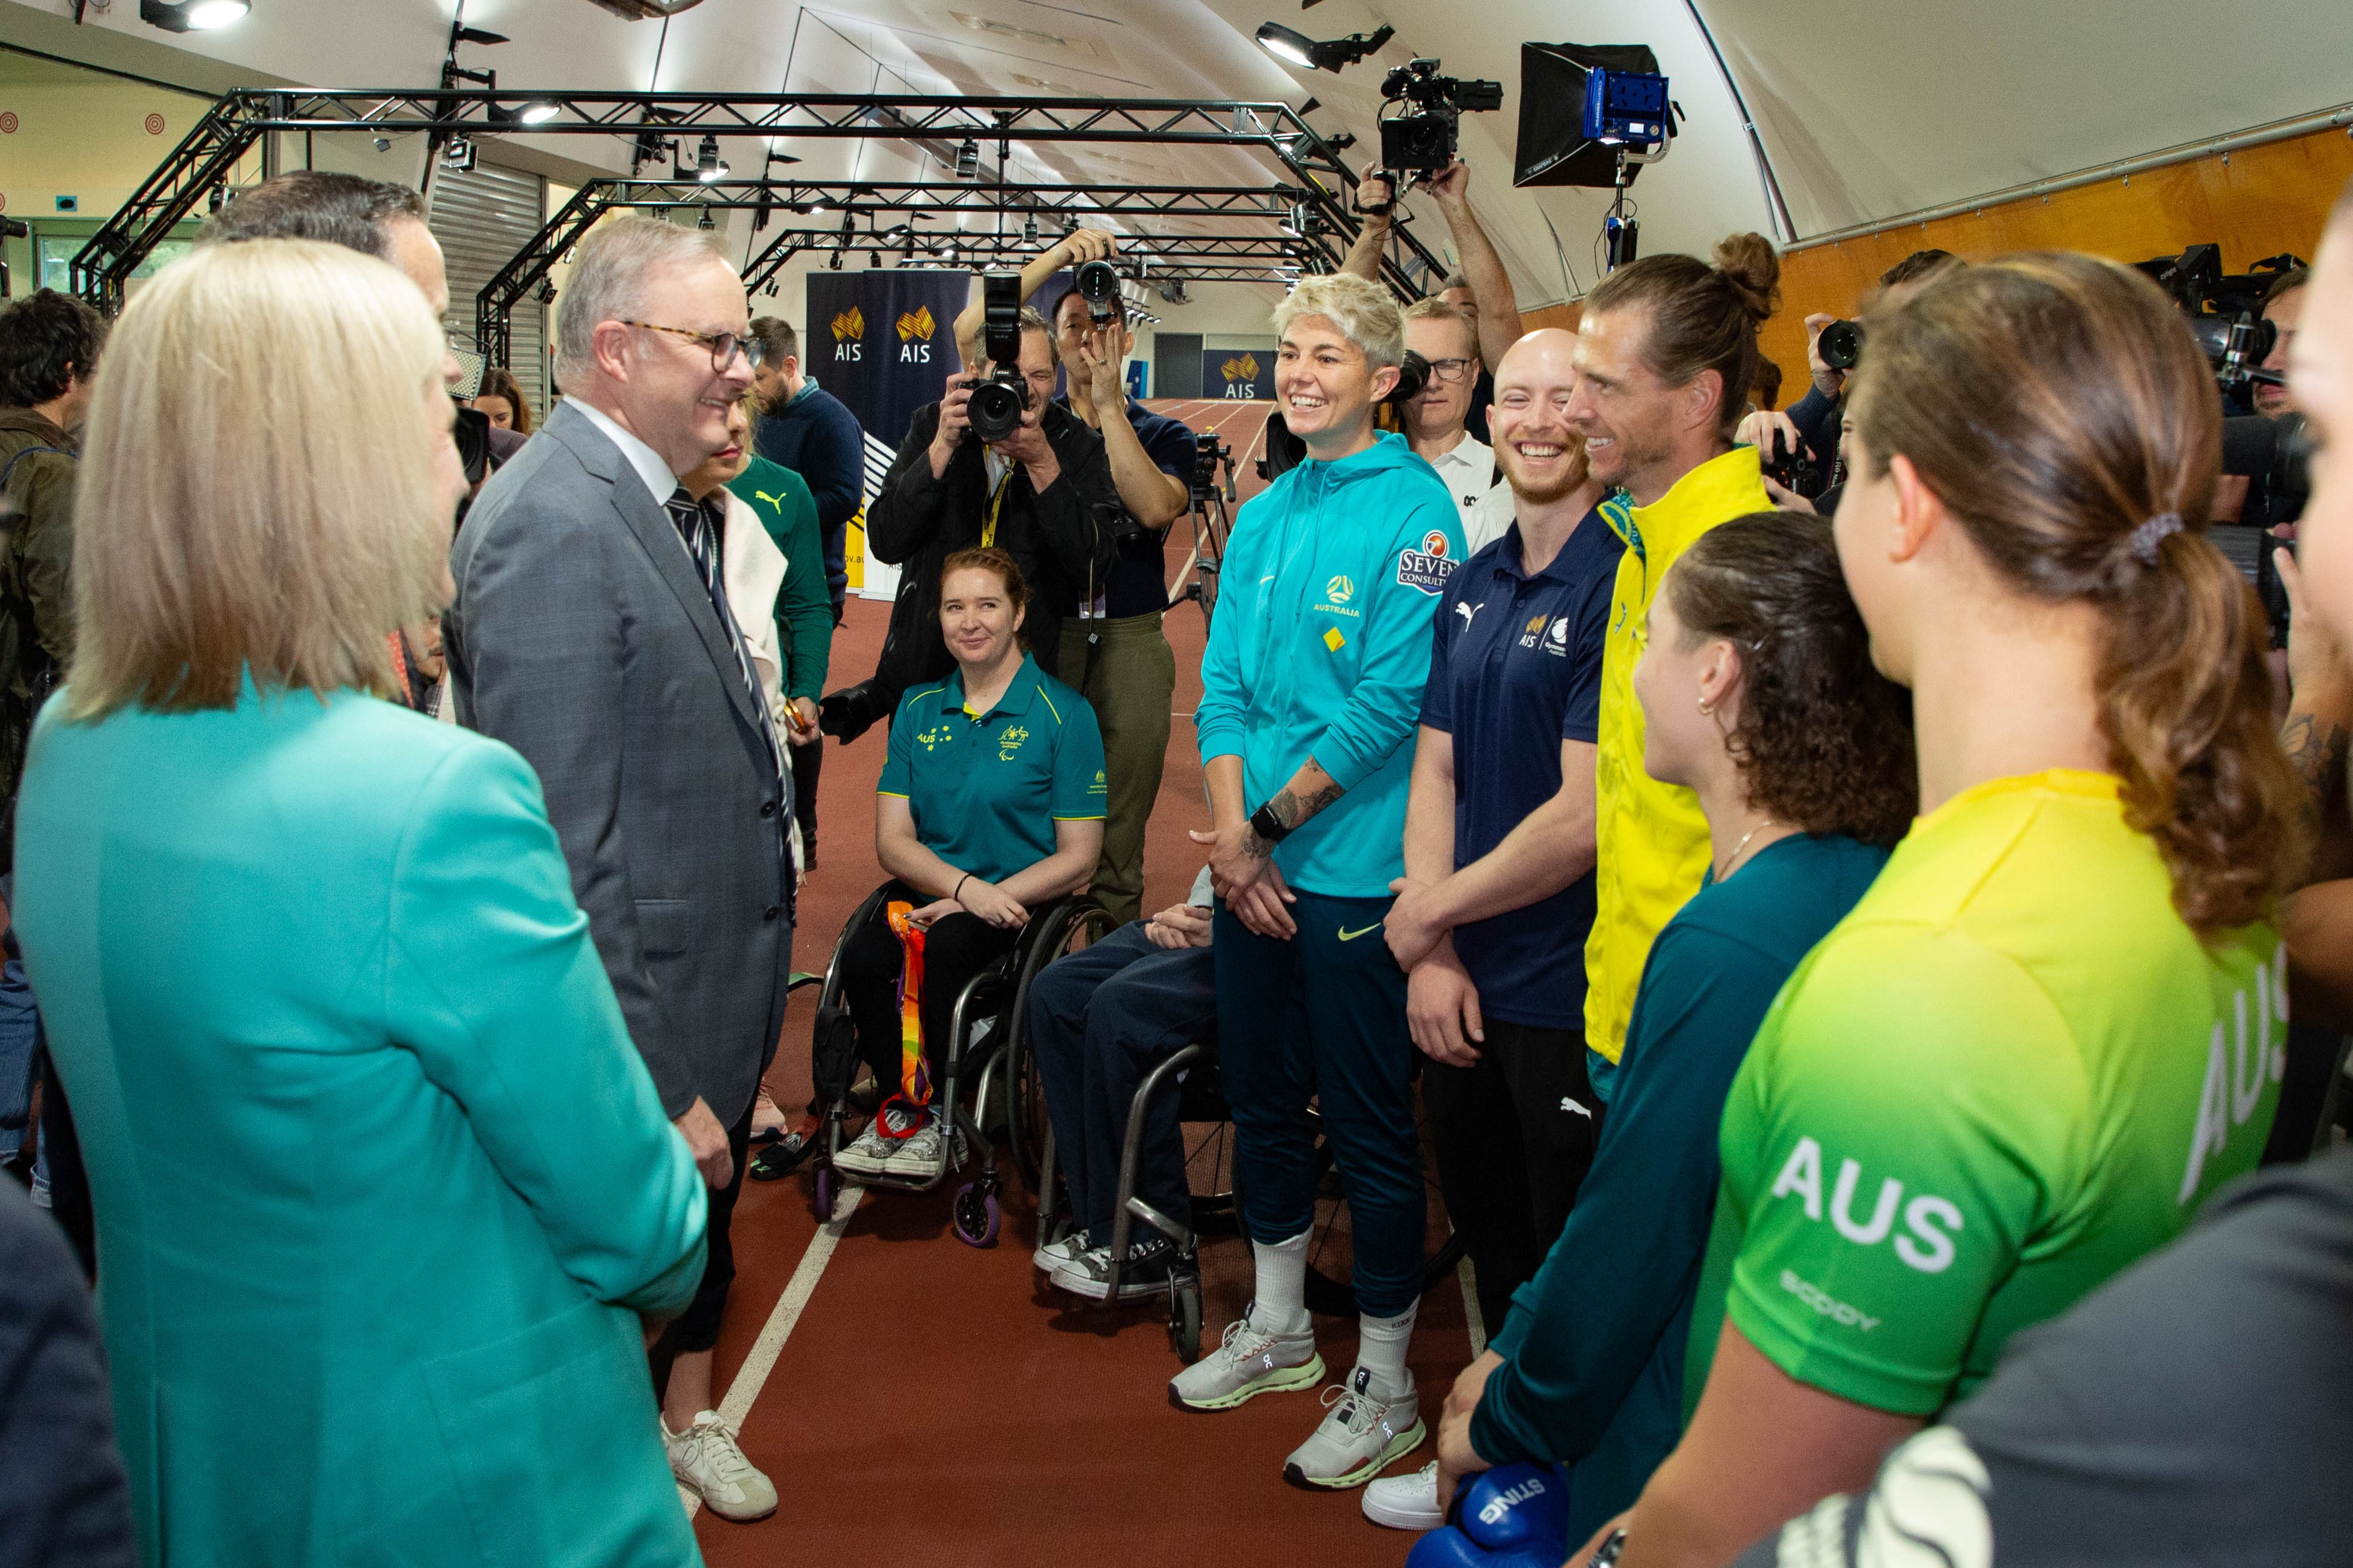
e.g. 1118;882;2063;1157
896;305;937;364
1221;353;1261;399
830;306;866;363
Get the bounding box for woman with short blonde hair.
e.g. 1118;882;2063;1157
15;237;710;1567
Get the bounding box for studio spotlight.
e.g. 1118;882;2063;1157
1023;213;1039;245
443;136;479;172
514;102;560;126
536;282;557;305
1252;21;1389;74
828;250;843;270
140;0;249;31
697;206;716;231
693;134;729;182
955;139;980;180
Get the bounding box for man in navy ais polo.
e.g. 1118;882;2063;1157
1382;329;1630;1351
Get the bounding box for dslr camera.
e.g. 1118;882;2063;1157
1373;59;1504;197
967;271;1033;443
2135;243;2301;410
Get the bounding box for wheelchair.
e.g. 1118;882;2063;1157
1033;1026;1465;1361
803;883;1114;1246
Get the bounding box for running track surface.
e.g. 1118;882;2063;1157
693;398;1475;1566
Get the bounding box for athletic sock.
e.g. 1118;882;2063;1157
1355;1303;1418;1403
1248;1229;1313;1336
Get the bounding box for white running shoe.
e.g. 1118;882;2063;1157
831;1104;923;1178
664;1411;777;1523
1168;1307;1323;1412
1362;1459;1445;1530
1284;1367;1425;1491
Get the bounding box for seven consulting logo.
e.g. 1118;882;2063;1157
1395;529;1456;596
896;306;937;364
830;306;866;363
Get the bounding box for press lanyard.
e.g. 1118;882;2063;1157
983;464;1013;549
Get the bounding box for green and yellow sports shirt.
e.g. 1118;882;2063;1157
878;652;1106;886
1687;769;2283;1418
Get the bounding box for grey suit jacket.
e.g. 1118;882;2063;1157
445;398;791;1127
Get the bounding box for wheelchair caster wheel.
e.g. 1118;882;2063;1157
951;1182;1000;1247
1170;1282;1202;1361
813;1166;839;1222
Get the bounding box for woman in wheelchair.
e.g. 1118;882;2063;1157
834;548;1107;1183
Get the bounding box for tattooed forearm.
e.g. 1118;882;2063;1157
2283;712;2349;813
1242;764;1347;857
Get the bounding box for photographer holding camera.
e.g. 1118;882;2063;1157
1739;250;1961;515
860;295;1121;755
946;231;1198;924
1343;159;1524;447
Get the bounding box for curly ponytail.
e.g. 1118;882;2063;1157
1848;252;2306;935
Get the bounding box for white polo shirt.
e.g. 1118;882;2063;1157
1423;430;1496;520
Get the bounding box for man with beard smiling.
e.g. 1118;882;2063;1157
1567;235;1781;1096
1176;273;1462;1495
1379;331;1632;1427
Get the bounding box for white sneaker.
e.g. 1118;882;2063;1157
832;1104;923;1177
1283;1366;1425;1491
664;1411;777;1523
1034;1229;1089;1273
896;1115;946;1181
1168;1306;1323;1412
1362;1459;1445;1530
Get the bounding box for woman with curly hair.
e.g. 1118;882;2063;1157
1387;509;1914;1551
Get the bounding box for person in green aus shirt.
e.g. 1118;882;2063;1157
1593;255;2313;1568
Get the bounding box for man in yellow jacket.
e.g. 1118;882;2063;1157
1565;235;1784;1089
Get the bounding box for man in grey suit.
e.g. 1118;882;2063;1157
445;214;788;1524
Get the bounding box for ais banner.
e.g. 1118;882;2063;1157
1207;347;1275;401
807;271;973;599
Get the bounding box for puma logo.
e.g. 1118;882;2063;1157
1454;601;1484;628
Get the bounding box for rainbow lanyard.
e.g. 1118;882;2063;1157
884;902;933;1118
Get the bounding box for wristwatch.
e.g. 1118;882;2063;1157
1248;801;1293;846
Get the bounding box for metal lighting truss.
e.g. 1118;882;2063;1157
475;177;1338;363
732;226;1342;300
71;88;1441;312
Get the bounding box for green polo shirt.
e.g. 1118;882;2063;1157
878;652;1107;885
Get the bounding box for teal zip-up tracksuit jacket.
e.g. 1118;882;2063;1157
1194;431;1465;898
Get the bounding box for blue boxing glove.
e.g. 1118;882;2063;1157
1404;1465;1569;1568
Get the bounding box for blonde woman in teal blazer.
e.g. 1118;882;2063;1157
11;239;709;1566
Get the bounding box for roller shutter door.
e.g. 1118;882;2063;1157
427;159;548;422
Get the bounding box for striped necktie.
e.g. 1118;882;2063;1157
665;486;789;823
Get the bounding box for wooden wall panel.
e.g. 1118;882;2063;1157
1759;126;2353;404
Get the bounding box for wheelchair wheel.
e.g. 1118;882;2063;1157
1003;899;1115;1193
951;1181;1000;1247
1170;1278;1203;1361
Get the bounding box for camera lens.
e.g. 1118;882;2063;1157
968;375;1027;444
1817;319;1863;372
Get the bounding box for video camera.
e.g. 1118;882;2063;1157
1190;429;1234;506
1073;258;1123;326
967;271;1034;443
2134;244;2302;408
1369;59;1504;202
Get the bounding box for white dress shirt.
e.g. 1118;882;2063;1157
569;397;686;512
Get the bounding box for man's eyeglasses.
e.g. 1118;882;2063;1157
1423;356;1474;385
619;321;765;373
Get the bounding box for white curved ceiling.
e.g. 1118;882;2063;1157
14;0;2353;304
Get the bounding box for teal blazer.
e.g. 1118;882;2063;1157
13;684;710;1568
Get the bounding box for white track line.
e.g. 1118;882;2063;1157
1459;1253;1487;1358
678;1181;866;1519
